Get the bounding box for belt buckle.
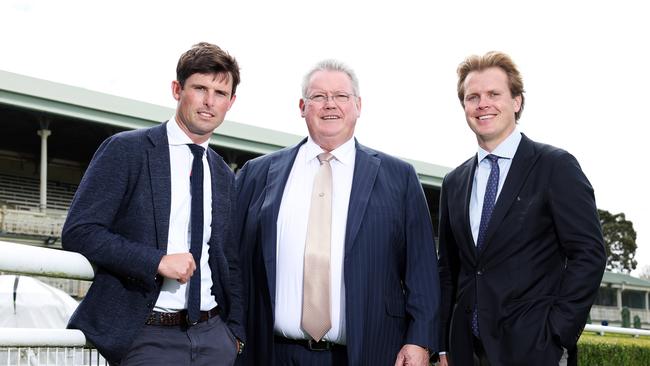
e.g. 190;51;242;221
307;339;331;351
185;313;199;327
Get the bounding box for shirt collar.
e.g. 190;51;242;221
167;116;210;150
304;136;356;165
477;128;522;162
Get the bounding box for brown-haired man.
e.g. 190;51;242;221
63;42;244;365
437;51;606;366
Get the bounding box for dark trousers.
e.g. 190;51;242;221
273;338;348;366
473;336;490;366
117;315;237;366
471;336;570;366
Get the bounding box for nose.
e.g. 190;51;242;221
204;92;215;107
323;96;337;109
477;97;490;110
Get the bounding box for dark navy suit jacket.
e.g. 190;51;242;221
438;134;606;366
235;138;440;365
62;122;244;364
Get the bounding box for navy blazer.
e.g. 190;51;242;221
235;138;440;365
438;134;606;366
62;122;244;364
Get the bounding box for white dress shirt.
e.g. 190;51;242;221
154;117;218;312
274;136;356;344
470;129;522;245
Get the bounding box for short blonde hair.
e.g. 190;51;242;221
457;51;525;121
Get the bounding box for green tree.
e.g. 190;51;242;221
599;209;637;273
621;306;631;328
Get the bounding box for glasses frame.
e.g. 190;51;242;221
305;92;356;104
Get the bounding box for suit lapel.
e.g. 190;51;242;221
344;142;380;257
460;157;479;261
147;123;171;252
480;134;539;254
260;140;304;309
207;149;228;247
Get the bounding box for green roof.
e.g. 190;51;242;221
0;69;450;187
602;271;650;288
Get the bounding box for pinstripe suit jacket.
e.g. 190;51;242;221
235;138;440;365
62;123;244;364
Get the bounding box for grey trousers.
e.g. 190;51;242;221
118;315;238;366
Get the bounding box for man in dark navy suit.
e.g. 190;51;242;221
437;51;606;366
236;60;440;366
63;42;244;365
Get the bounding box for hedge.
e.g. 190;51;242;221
579;332;650;365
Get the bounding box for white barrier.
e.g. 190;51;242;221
0;241;104;364
584;323;650;337
0;328;86;347
0;240;94;280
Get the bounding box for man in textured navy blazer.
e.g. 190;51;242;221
235;60;440;366
437;51;606;366
62;42;244;365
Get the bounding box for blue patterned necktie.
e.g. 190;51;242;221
187;144;205;324
472;154;500;337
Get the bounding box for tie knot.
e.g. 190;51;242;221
188;144;205;157
485;154;499;166
318;152;334;164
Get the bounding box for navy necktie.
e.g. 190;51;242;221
472;154;500;337
187;144;205;324
477;154;500;251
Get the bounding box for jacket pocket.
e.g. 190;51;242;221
385;295;406;318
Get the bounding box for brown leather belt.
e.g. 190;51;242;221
145;306;220;326
274;336;343;351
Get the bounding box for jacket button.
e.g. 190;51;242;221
477;270;483;276
465;306;472;314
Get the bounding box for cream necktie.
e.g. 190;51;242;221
301;152;334;341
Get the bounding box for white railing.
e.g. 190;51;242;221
0;240;101;365
584;323;650;337
1;347;104;366
0;240;94;280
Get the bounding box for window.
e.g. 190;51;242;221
594;287;617;306
622;290;646;309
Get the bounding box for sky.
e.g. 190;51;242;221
1;1;648;272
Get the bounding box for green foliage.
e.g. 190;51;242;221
622;307;631;328
634;315;642;329
579;332;650;365
598;209;638;273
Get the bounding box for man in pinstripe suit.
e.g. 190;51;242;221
235;60;441;366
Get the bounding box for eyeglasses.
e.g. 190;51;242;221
306;93;356;104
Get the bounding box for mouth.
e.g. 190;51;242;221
321;115;341;120
477;114;496;121
197;111;215;118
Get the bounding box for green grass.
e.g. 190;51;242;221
581;331;650;343
579;331;650;365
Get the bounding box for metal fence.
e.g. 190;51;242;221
0;241;103;365
1;347;104;366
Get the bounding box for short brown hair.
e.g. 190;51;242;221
457;51;525;121
176;42;240;96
